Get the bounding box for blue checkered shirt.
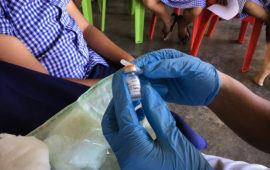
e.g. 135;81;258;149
0;0;108;78
161;0;206;8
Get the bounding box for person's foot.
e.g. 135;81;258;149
162;13;178;41
253;65;270;86
177;15;190;44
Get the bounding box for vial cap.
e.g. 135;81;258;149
124;65;137;73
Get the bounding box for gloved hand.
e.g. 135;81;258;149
133;49;220;106
101;71;213;170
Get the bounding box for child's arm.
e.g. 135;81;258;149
66;1;134;63
209;71;270;153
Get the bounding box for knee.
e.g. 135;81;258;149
191;7;203;17
143;0;154;8
183;7;203;18
244;1;257;12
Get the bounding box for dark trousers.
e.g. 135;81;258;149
0;61;89;135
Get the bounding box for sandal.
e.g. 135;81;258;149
177;15;191;45
162;13;178;41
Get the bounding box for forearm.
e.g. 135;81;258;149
65;78;100;87
83;25;134;63
208;71;270;153
66;1;134;63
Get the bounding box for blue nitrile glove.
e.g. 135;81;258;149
133;49;220;106
101;71;213;170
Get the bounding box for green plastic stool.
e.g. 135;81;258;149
129;0;145;44
81;0;106;32
81;0;93;25
98;0;106;32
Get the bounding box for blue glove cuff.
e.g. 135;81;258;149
204;67;220;106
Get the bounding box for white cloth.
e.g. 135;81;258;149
0;133;50;170
203;154;269;170
207;0;239;20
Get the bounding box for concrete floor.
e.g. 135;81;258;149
91;0;270;167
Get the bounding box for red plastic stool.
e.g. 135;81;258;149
148;1;215;40
190;8;216;52
148;8;181;40
190;10;263;72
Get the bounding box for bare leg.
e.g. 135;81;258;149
254;43;270;86
143;0;174;40
243;1;270;86
244;1;268;21
178;7;203;43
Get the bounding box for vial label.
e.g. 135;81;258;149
127;76;141;100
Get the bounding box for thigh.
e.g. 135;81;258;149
244;1;270;41
0;61;89;135
244;1;268;21
160;0;206;9
183;6;203;17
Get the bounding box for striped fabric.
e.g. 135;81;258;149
160;0;270;20
160;0;207;9
0;0;108;78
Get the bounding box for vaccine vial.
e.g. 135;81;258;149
124;65;141;101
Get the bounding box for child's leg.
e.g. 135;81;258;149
244;1;268;21
143;0;175;40
243;1;270;86
178;7;203;43
254;42;270;86
0;61;89;135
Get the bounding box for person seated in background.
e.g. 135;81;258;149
102;49;270;169
0;0;134;87
142;0;227;43
239;0;270;86
143;0;270;86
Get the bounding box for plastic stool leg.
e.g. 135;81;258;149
149;8;180;40
242;19;263;72
81;0;93;25
128;0;135;15
149;13;157;40
190;9;214;56
98;0;102;12
174;8;181;15
135;0;145;43
100;0;106;32
206;15;219;37
191;16;200;50
238;20;249;44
